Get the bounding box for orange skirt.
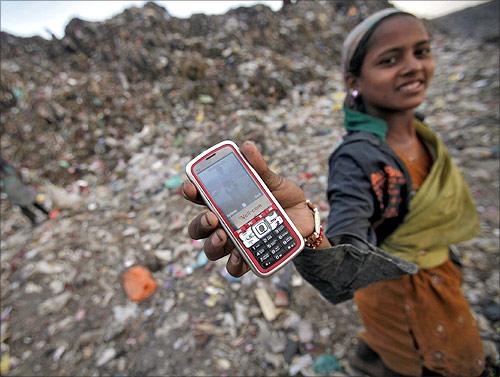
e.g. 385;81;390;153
354;259;484;377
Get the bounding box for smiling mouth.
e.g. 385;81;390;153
398;80;424;93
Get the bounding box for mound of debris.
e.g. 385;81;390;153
0;1;387;186
0;1;498;376
431;0;499;43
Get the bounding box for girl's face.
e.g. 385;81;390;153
353;16;435;115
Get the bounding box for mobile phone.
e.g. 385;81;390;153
185;140;305;278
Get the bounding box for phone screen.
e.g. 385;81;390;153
197;152;271;229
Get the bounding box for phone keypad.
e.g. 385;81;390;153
240;228;261;248
252;220;271;237
237;209;297;269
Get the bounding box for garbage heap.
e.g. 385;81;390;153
1;1;499;376
0;0;387;185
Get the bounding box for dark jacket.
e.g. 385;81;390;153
325;131;413;246
293;130;419;304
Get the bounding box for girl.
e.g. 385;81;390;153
183;9;485;377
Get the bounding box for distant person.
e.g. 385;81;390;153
0;157;49;225
183;8;485;377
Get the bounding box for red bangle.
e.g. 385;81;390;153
305;226;324;249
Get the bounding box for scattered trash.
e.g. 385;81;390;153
483;340;499;366
75;309;86;321
96;348;116;367
204;293;220;308
289;354;313;376
264;353;283;369
274;289;290;307
35;260;66;274
482;301;500;322
162;298;175;313
298;320;314;343
143;307;155;317
48;208;60;219
122;266;158;302
113;303;138;324
45;184;82;209
0;353;10;374
267;332;287;353
198;94;214;105
167;263;188;279
154;250;173;264
25;282;42;294
49;280;65;294
38;292;72;315
164;176;183;189
52;344;67;362
215;358;231;371
284;338;300;364
313;354;343;374
189;251;209;271
255;288;279;321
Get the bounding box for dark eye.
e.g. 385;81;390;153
379;56;397;65
416;47;431;58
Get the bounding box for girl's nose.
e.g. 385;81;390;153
401;53;423;75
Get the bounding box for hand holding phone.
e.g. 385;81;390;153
183;141;317;278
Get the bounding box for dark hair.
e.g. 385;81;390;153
347;12;416;78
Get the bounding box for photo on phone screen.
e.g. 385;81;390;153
197;153;270;229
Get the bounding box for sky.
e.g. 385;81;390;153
0;0;491;39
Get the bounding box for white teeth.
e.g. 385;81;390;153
400;81;422;92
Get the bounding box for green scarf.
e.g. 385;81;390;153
380;120;480;268
343;107;387;141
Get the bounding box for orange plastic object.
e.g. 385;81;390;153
122;266;158;302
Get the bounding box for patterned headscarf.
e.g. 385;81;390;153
341;8;413;84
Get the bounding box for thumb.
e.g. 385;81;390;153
240;141;284;191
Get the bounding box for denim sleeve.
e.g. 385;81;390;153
325;153;376;244
293;235;418;304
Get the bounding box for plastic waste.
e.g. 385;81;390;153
122;266;158;302
313;354;343;374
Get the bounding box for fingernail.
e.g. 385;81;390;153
201;213;211;228
230;252;240;264
212;230;224;246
